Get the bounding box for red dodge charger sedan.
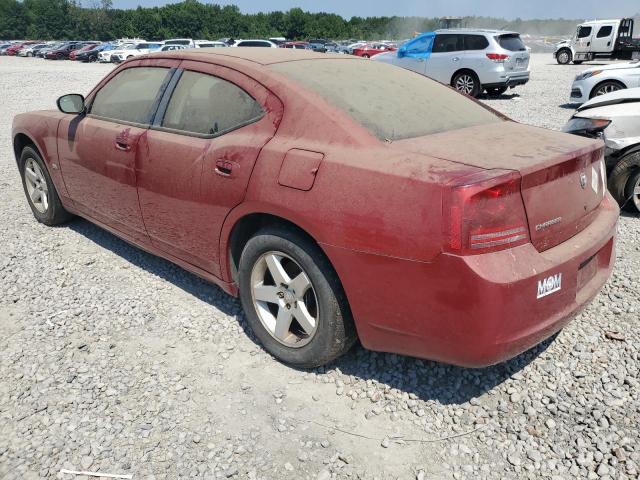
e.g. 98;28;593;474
12;49;618;368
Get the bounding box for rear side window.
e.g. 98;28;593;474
432;34;463;53
161;71;264;135
238;41;270;47
270;59;501;141
496;34;526;51
597;26;613;38
464;35;489;50
577;26;592;39
90;67;170;124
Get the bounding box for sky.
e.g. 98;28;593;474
110;0;640;20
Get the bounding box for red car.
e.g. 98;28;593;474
352;42;397;58
6;41;37;56
69;43;99;60
12;50;617;368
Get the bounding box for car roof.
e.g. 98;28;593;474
156;48;350;65
435;28;519;35
580;19;621;25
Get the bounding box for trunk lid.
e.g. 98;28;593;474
394;122;606;252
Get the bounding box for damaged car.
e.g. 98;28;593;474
564;87;640;212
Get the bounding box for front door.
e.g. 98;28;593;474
57;62;176;243
425;34;465;84
574;25;594;55
136;62;283;276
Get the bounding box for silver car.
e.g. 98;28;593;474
373;29;530;97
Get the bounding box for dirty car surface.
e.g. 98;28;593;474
12;49;618;368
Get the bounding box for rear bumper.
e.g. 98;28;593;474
324;194;618;367
481;70;530;89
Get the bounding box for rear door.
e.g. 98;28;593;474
136;61;283;275
425;34;465;84
592;24;616;52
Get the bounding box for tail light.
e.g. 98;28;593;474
443;170;530;255
486;53;510;62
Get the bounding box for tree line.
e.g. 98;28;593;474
0;0;624;42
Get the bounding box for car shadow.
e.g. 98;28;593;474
559;103;580;110
67;216;555;406
482;92;521;101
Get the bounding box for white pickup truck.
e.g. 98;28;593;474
554;18;640;65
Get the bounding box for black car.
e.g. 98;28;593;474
75;44;107;62
45;42;83;60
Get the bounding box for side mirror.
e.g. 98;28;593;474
397;46;406;58
57;94;85;114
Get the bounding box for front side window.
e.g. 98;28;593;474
432;34;463;53
161;71;263;135
577;26;592;39
597;26;613;38
90;67;170;124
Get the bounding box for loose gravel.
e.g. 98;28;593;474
0;54;638;480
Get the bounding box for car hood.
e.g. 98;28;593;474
580;61;640;75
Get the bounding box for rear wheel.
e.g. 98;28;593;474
556;49;572;65
608;151;640;213
485;86;508;96
590;80;625;99
362;53;370;58
19;146;73;225
452;71;481;97
238;226;356;368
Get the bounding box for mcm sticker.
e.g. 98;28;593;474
537;273;562;299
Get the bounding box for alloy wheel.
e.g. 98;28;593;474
558;51;569;64
632;175;640;212
595;83;622;96
250;251;319;348
24;158;49;213
455;74;475;95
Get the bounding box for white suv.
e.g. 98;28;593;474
373;29;530;97
110;42;163;63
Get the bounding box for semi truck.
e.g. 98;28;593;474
554;18;640;65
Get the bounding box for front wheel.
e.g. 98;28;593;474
452;71;481;97
19;146;73;225
556;49;572;65
238;226;356;368
590;81;625;99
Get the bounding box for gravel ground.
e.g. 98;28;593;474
0;54;638;480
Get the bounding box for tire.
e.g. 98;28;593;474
238;226;356;368
485;86;508;96
362;54;370;58
452;70;481;97
590;80;625;99
556;49;572;65
608;151;640;213
19;146;73;226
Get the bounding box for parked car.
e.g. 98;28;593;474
160;44;187;52
555;18;640;65
98;43;135;63
12;49;617;368
69;43;100;60
6;42;37;56
164;38;195;48
352;42;397;58
76;43;114;63
37;42;64;58
110;42;163;63
45;42;83;60
373;30;530;97
195;40;227;48
280;41;311;50
569;60;640;103
17;43;48;57
307;39;329;52
234;39;278;48
0;43;13;54
564;88;640;212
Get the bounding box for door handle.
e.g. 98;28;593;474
587;42;590;46
215;159;237;178
452;57;460;62
115;141;131;151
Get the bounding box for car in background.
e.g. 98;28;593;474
110;42;163;63
98;42;136;63
280;41;311;50
69;43;100;60
234;39;278;48
17;43;48;57
352;42;397;58
45;42;84;60
569;60;640;104
5;41;37;56
564;88;640;212
0;43;13;54
334;41;366;54
164;38;195;48
159;44;187;52
373;30;530;97
307;39;330;52
37;42;64;58
76;43;114;63
13;49;617;369
195;40;227;48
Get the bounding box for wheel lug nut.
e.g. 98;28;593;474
286;304;291;310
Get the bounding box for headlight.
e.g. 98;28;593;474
562;116;611;136
575;70;602;81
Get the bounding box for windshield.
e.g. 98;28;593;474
270;59;501;140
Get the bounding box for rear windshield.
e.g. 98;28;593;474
269;59;501;141
496;34;526;51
